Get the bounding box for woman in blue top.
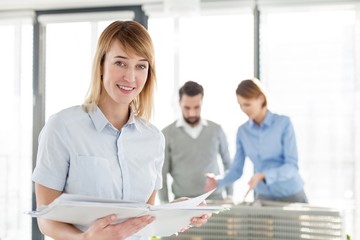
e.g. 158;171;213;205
32;20;209;240
206;78;308;203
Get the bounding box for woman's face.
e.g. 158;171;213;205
101;40;149;106
237;94;264;120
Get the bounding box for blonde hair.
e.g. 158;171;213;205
84;20;156;121
236;78;267;108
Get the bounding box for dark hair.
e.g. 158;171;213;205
179;81;204;99
236;78;267;107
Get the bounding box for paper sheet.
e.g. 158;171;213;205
27;189;224;237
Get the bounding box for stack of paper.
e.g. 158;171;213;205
27;190;225;237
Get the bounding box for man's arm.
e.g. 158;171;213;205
218;126;234;197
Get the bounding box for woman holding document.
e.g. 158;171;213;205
32;20;208;240
205;78;308;203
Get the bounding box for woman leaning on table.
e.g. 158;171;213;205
205;78;308;203
32;20;209;240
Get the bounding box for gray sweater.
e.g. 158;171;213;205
159;120;233;203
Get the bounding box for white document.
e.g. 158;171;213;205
27;189;224;237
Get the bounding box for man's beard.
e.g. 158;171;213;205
184;116;200;126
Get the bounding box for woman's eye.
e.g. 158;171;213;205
138;64;147;70
115;61;125;67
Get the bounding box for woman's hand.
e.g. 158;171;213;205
204;173;217;192
82;214;155;240
190;214;210;227
171;198;211;234
35;183;155;240
248;172;265;189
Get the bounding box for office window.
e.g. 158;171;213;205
44;22;94;119
259;6;359;238
149;13;254;201
0;22;33;240
43;21;112;119
38;11;133;119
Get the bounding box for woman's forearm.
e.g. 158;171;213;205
38;218;84;240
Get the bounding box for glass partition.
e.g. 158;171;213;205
43;20;112;120
0;22;33;240
149;12;255;202
259;6;359;238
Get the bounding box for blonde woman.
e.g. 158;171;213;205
32;20;208;240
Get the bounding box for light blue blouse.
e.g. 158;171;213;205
218;111;304;198
32;105;165;238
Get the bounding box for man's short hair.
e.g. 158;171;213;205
179;81;204;99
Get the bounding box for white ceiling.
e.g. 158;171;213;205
0;0;350;14
0;0;160;11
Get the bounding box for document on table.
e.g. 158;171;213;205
27;189;225;237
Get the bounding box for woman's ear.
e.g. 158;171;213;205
259;94;266;108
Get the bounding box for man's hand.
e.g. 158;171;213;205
204;173;217;192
